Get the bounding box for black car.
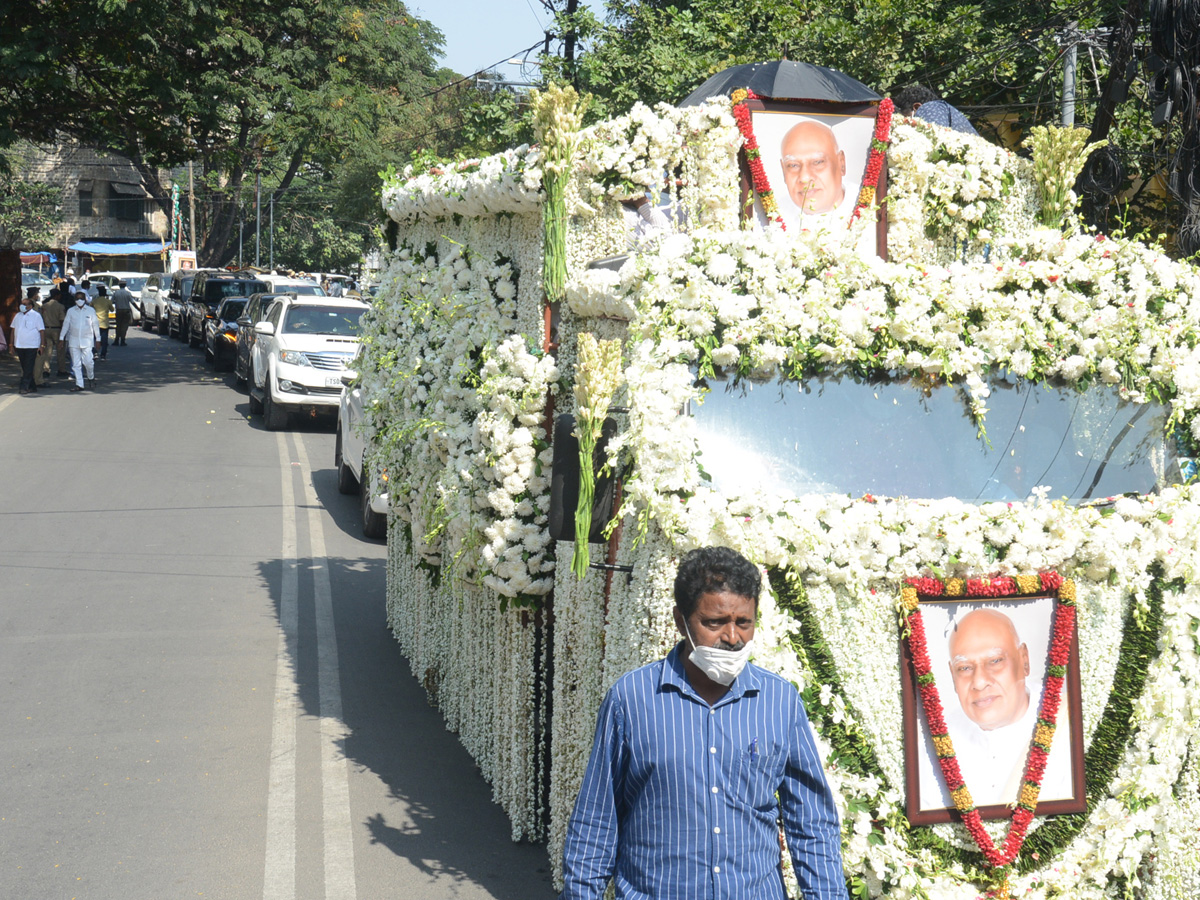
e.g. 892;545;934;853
204;297;247;370
185;272;268;348
167;269;216;340
235;291;294;386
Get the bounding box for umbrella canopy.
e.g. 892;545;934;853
680;61;880;106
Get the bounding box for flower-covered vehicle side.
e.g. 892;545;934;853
357;84;1200;898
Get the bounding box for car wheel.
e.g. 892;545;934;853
188;322;201;348
263;386;288;431
234;359;247;388
360;476;386;540
157;312;168;336
142;311;154;332
204;342;214;364
335;429;359;494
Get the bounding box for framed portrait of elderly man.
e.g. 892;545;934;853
899;590;1087;825
738;98;888;259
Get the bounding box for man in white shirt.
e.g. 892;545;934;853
943;608;1072;806
10;287;46;394
59;291;101;391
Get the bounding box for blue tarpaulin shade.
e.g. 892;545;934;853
69;241;172;255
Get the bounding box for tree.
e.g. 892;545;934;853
0;1;445;267
0;147;62;326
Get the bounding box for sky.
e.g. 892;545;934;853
415;0;602;80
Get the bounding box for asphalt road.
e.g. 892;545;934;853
0;329;556;900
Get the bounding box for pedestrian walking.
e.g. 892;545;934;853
559;546;848;900
60;292;101;391
10;287;47;395
111;280;134;345
92;285;112;359
39;284;68;380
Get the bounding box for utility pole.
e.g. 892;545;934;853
269;196;274;270
255;158;261;268
1062;23;1077;126
187;160;197;255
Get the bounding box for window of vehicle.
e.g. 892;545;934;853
217;300;247;323
266;301;284;328
281;305;364;336
289;283;326;296
122;276;148;292
204;280;268;303
690;368;1181;503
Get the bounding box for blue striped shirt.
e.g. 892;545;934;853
560;644;848;900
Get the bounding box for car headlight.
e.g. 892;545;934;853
279;349;311;366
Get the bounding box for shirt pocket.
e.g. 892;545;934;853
733;744;783;812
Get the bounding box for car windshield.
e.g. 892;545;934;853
206;280;266;302
179;276;196;297
123;276;148;291
289;283;326;295
218;300;247;322
690;368;1181;503
281;305;363;336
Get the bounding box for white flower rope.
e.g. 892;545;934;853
365;97;1200;895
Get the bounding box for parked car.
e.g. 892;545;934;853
241;272;327;295
167;269;215;340
203;297;247;370
90;271;149;322
184;271;267;348
335;375;389;539
247;295;369;430
235;291;296;387
140;271;173;333
21;268;55;296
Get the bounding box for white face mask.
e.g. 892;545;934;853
20;303;29;311
75;298;85;307
683;620;753;686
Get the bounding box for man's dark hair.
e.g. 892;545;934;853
673;546;761;617
893;84;940;115
118;280;127;288
96;285;107;295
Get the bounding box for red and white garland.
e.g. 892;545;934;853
899;573;1077;875
730;89;894;229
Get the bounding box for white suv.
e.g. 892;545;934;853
248;295;369;430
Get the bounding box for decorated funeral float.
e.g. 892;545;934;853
359;61;1200;898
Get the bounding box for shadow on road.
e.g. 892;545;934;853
256;547;554;899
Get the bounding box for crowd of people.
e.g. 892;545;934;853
6;276;126;394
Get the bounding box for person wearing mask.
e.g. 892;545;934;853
59;291;101;391
559;546;847;900
39;284;68;380
91;285;113;359
10;287;47;395
111;280;134;346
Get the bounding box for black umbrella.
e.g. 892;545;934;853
679;61;880;106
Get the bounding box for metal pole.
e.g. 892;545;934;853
255;162;261;268
188;160;197;254
269;195;274;270
1062;23;1077;126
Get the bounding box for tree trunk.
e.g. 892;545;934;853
0;248;21;335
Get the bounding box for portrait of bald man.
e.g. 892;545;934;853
779;119;849;216
914;601;1077;814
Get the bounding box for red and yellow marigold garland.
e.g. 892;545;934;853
731;88;784;226
898;572;1076;874
852;97;893;221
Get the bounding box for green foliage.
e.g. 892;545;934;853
0;1;445;268
0;147;62;250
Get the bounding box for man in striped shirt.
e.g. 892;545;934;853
560;546;848;900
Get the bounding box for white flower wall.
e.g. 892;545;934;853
365;97;1200;896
